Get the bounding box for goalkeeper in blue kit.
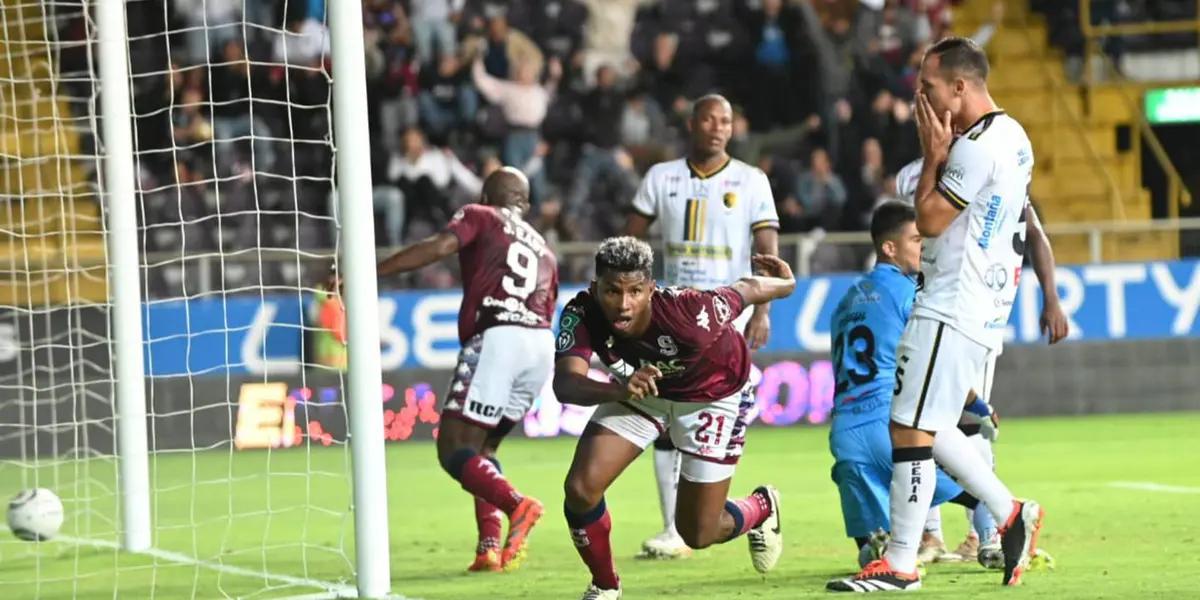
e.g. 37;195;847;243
828;202;998;567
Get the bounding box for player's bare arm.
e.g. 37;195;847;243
624;212;653;238
913;92;960;237
553;356;660;406
1025;204;1068;343
731;255;796;306
377;231;461;278
744;227;780;349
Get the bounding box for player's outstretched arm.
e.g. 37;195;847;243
731;254;796;306
553;356;650;406
1025;204;1068;344
376;232;460;279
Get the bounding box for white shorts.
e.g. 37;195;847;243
442;326;554;429
589;383;756;483
891;317;992;432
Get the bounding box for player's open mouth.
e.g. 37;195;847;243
612;316;633;330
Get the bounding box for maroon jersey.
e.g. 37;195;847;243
444;204;558;343
556;286;750;402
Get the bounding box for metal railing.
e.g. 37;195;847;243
4;217;1200;300
1078;0;1197;217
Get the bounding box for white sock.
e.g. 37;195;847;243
653;448;680;534
923;506;943;540
967;432;994;468
933;427;1014;525
884;448;936;574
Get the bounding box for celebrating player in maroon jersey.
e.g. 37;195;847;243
366;167;558;573
553;236;795;599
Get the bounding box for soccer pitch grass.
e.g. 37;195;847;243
1;412;1198;599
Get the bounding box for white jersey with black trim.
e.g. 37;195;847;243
912;110;1033;352
631;156;779;290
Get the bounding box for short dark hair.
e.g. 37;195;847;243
691;94;731;119
595;236;653;279
926;36;989;83
870;202;917;250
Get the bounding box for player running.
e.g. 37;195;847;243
828;202;998;568
364;167;557;573
554;237;794;599
829;37;1044;592
624;94;780;560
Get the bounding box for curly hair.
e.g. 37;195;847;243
594;236;653;279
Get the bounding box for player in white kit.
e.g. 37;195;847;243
829;37;1044;592
624;95;779;559
895;158;1067;567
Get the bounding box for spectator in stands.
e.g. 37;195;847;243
364;8;418;153
272;15;329;67
529;0;590;62
387;127;482;231
172;86;213;164
417;52;478;144
729;109;820;166
172;0;241;63
465;11;544;80
409;0;461;66
210;40;276;173
844;137;889;230
636;33;701;121
565;65;638;227
741;0;814;130
619;88;672;171
797;146;848;230
471;55;561;202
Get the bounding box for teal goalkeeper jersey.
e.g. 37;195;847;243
829;263;916;432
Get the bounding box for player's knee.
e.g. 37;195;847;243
674;520;717;550
438;447;477;480
563;473;602;511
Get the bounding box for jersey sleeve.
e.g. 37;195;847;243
936;139;992;210
630;165;659;219
443;204;489;248
748;168;780;232
671;286;747;336
895;158;923;203
554;296;593;362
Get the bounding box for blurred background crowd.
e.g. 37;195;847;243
101;0;1186;286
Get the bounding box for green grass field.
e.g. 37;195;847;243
2;412;1198;599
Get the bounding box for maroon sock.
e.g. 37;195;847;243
565;500;619;590
457;455;523;514
475;496;503;554
725;490;772;540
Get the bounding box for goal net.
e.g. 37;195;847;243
0;1;371;597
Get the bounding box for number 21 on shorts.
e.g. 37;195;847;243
695;411;727;444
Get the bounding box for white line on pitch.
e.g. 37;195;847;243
1108;481;1200;494
3;525;359;597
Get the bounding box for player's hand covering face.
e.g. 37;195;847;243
592;271;654;337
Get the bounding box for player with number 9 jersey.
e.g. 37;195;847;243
370;168;557;574
447;203;558;343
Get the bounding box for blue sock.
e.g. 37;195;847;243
973;504;998;542
723;500;745;543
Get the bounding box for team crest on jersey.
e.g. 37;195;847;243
712;295;732;324
556;309;582;352
657;335;678;356
723;192;737;208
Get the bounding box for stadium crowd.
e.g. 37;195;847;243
108;0;1018;285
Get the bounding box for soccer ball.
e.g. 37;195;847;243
7;488;64;541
